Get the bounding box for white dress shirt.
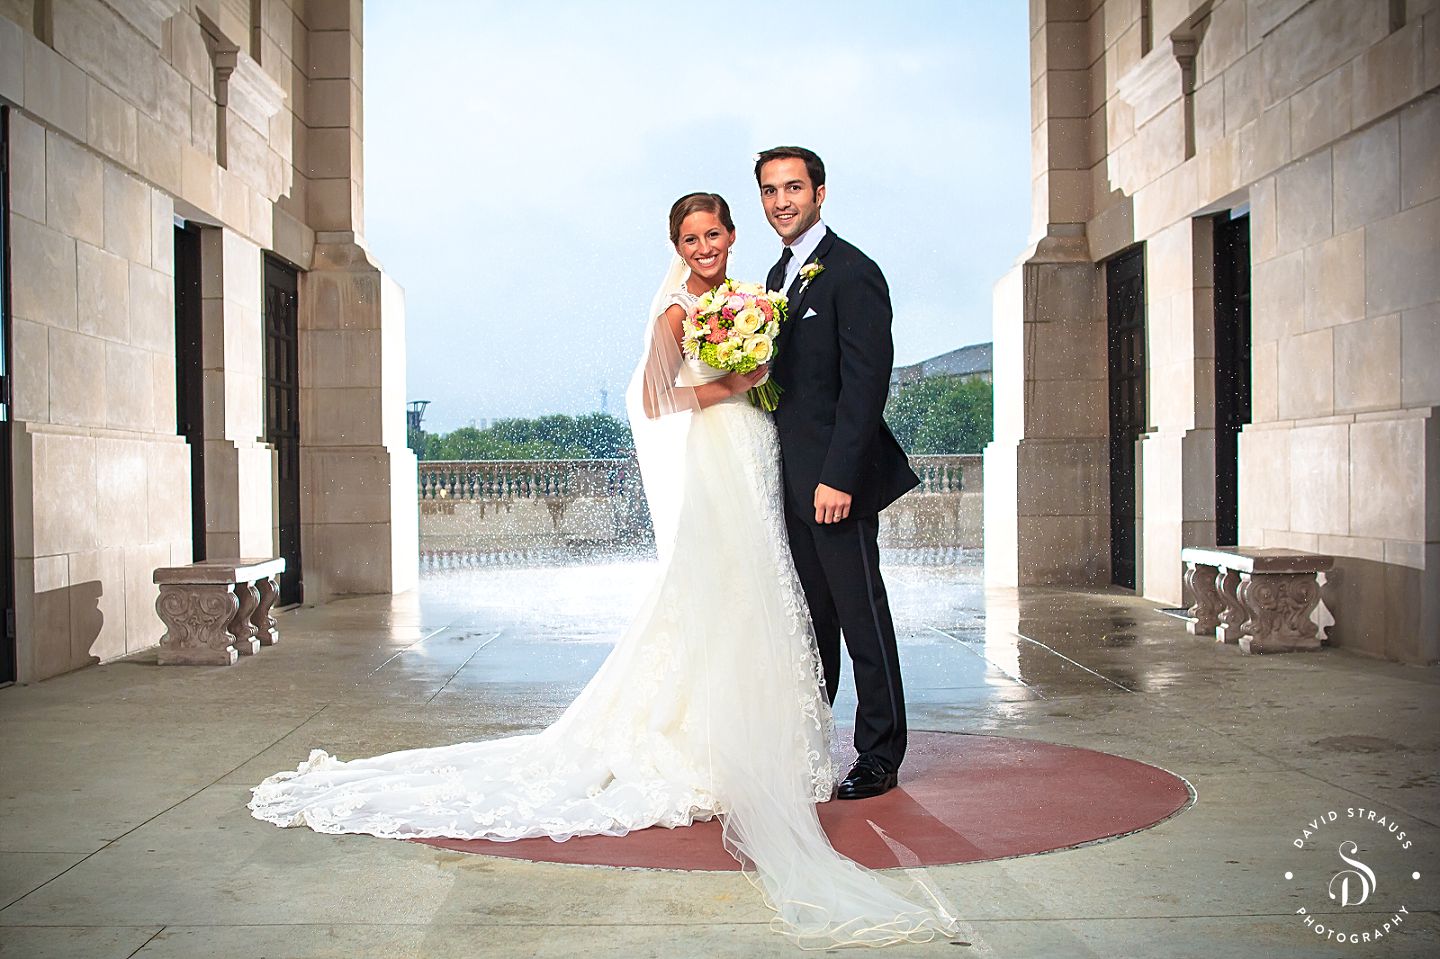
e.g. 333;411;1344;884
782;219;828;292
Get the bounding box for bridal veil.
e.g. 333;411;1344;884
626;254;959;948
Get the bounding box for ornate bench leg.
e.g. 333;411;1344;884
156;584;240;666
253;575;281;646
1310;571;1335;641
230;583;261;655
1238;572;1323;654
1185;562;1221;635
1215;568;1247;644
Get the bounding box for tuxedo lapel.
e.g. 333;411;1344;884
785;229;838;323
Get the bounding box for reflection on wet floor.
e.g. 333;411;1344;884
402;553;1174;719
11;555;1440;956
5;545;1438;959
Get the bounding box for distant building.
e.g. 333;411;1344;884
890;342;993;393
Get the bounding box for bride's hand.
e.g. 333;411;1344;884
726;365;770;395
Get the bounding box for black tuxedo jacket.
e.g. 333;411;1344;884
768;229;919;523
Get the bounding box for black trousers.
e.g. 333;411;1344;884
784;501;907;773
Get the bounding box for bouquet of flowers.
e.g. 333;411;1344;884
682;279;789;411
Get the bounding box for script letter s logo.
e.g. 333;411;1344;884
1327;841;1377;907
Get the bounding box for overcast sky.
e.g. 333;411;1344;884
363;1;1031;432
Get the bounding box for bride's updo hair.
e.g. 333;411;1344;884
668;192;735;245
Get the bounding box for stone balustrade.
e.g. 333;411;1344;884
416;454;983;555
909;454;982;494
884;455;984;550
418;459;649;553
419;459;641;502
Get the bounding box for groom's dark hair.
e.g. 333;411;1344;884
754;146;826;192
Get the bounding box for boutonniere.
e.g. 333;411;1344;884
798;260;825;293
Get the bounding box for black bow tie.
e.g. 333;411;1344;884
767;247;794;293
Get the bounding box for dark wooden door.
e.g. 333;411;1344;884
173;224;206;561
1107;246;1147;591
1;108;15;683
263;256;303;605
1213;213;1251;548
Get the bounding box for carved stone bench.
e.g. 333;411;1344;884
153;558;287;665
1181;547;1333;654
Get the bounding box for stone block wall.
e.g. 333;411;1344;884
8;110;190;678
1238;96;1440;661
3;0;416;682
990;0;1439;661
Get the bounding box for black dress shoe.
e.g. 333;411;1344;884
836;759;898;800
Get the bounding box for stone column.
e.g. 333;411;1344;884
984;234;1110;587
304;0;367;235
984;1;1110;588
293;1;417;601
299;237;418;600
1137;219;1218;606
200;228;278;560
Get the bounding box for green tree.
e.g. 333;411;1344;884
419;414;635;461
885;375;993;454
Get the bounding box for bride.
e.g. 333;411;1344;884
249;192;958;948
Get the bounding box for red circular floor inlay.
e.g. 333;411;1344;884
415;731;1192;870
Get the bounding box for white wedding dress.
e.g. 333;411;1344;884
250;278;957;948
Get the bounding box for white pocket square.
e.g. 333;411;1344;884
803;307;818;319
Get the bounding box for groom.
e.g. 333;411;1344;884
757;146;919;800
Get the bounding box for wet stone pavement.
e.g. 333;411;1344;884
1;553;1438;958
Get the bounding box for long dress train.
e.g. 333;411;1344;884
249;280;958;947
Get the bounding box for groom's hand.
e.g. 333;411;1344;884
814;484;852;524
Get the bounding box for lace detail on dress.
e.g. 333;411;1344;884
663;288;698;315
670;283;836;797
249;270;957;948
249;291;837;833
710;400;837;800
